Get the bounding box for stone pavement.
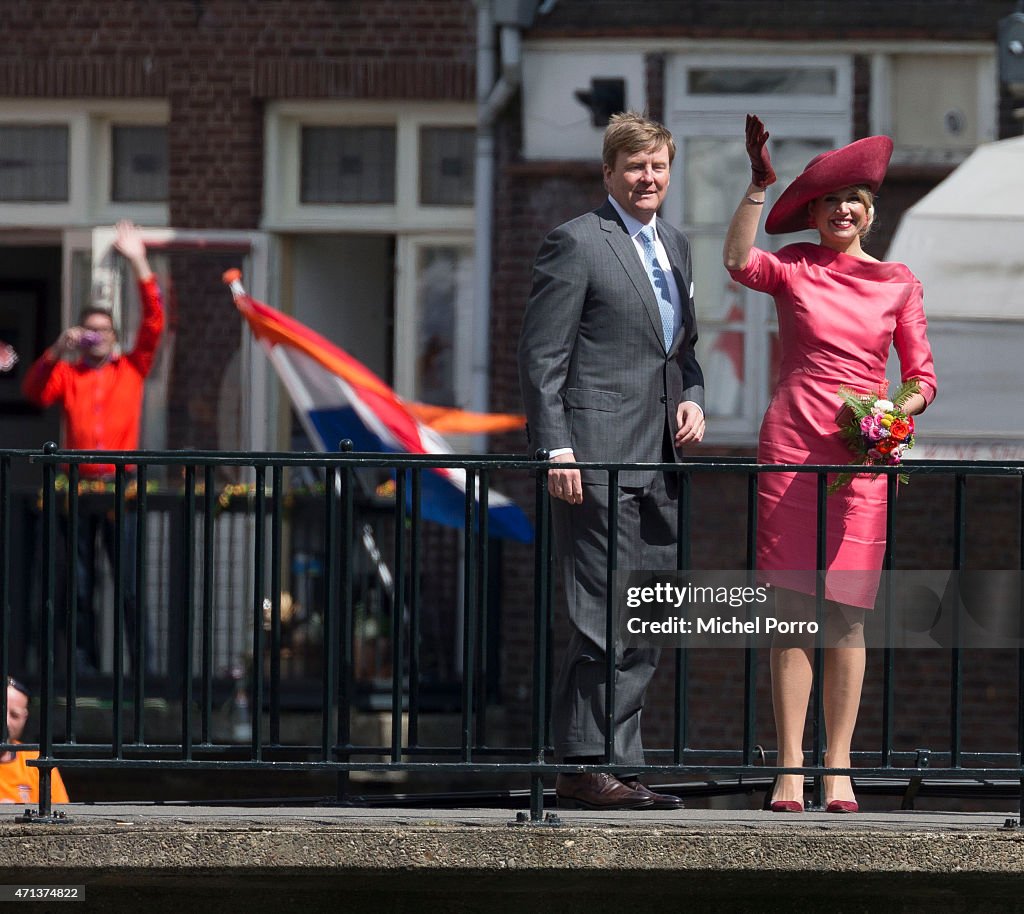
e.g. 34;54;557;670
0;803;1023;913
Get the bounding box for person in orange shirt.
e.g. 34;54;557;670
0;677;69;805
22;221;164;675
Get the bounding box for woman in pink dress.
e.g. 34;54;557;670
723;116;937;813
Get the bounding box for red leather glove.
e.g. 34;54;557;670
745;114;776;188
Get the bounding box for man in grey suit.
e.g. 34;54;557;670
518;112;705;810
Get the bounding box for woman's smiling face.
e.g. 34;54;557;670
808;185;874;251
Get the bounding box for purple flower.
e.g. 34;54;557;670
860;415;887;442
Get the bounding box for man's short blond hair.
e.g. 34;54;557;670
602;112;676;170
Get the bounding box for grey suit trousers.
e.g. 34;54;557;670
550;468;678;767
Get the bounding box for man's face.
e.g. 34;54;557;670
80;313;116;364
6;685;28;742
603;144;672;224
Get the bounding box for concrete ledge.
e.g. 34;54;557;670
1;807;1023;913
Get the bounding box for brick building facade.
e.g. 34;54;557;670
0;1;1021;787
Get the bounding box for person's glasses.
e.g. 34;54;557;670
6;676;29;698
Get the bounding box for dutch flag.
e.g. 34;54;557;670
224;271;532;543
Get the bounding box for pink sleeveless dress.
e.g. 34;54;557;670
729;243;937;609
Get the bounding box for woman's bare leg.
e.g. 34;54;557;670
823;602;866;804
769;590;816;804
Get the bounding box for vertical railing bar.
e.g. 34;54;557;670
335;450;353;802
811;470;828;808
475;470;490;748
951;473;966;769
269;464;283;745
66;464;79;742
112;464;125;758
392;466;408;765
673;470;691;764
881;473;898;769
1018;472;1024;822
202;465;215;745
133;464;148;745
460;468;477;763
743;469;758;765
251;465;266;761
545;505;555;756
407;469;422;750
322;464;338;762
530;451;551;822
37;446;57;818
604;467;618;765
181;465;196;761
0;455;9;730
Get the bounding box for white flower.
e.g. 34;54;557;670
872;399;894;415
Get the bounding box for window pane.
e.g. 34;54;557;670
300;126;396;204
415;246;472;406
111;125;168;202
683;137;748;227
767;138;833;244
0;124;69;201
419;127;474;205
688;68;836;95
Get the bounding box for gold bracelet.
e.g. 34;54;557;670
745;195;765;205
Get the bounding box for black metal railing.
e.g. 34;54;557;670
1;444;1022;823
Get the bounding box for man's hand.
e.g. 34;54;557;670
548;451;583;504
745;114;777;189
113;220;153;281
49;326;88;359
674;401;705;447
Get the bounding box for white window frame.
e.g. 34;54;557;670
664;52;853;445
264;100;478;422
262;100;476;233
78;226;273;451
393;232;476;403
90;108;170;225
0;100;169;227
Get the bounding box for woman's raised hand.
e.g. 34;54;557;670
745;114;777;188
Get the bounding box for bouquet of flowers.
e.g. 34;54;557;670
828;379;919;494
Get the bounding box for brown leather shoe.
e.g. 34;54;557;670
555;773;654;810
620;779;685;810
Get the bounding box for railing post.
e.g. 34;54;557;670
951;473;966;769
250;465;266;761
674;469;691;765
460;467;476;763
37;442;58;820
269;464;283;745
530;450;551;822
603;468;618;766
112;464;125;757
810;470;828;809
742;469;758;766
181;464;196;762
881;473;898;769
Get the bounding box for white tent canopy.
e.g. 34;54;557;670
888;135;1024;320
887;136;1024;459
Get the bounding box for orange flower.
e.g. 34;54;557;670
889;418;911;441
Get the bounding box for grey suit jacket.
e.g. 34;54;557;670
518;200;705;486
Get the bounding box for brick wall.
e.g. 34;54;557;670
0;0;475;228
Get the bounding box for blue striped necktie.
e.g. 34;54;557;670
639;225;675;350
